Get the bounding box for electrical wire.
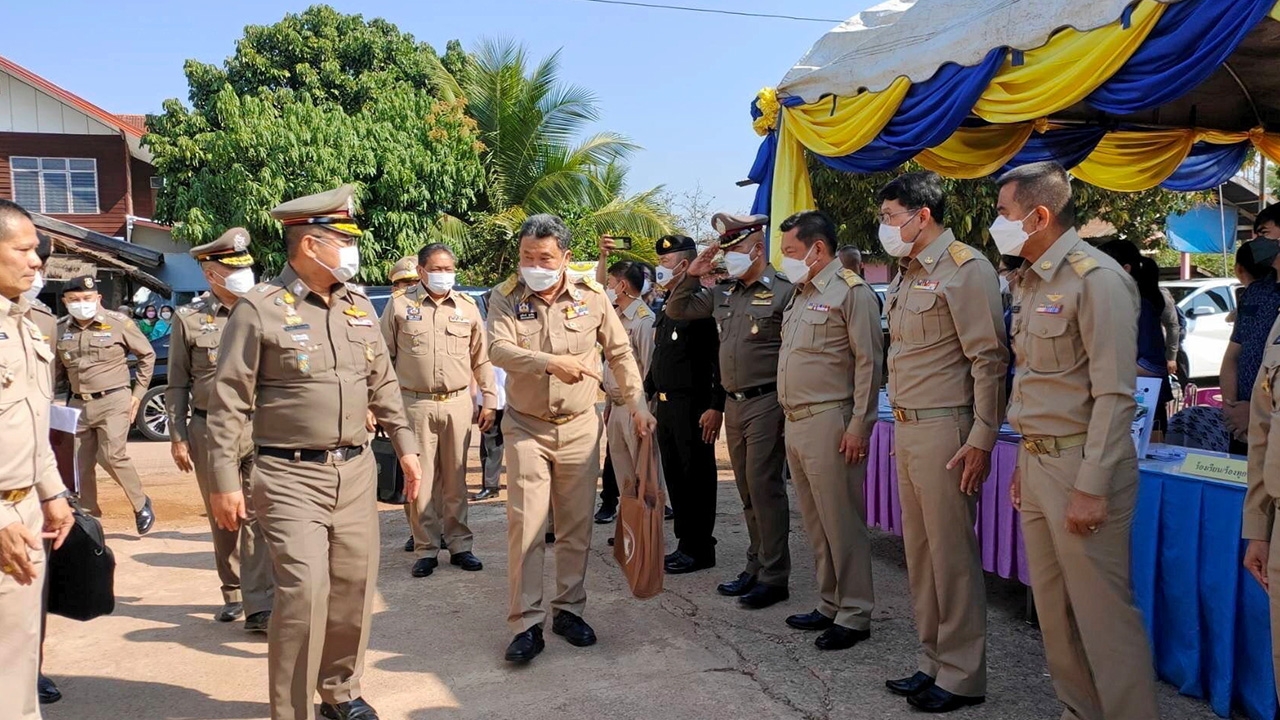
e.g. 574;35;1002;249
568;0;844;24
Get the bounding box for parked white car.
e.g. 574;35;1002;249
1161;278;1242;381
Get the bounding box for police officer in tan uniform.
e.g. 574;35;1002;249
776;211;882;651
388;256;418;293
206;185;422;720
166;228;274;631
878;172;1007;712
666;212;793;608
602;260;656;494
1001;162;1158;720
381;243;497;578
56;275;156;533
488;214;653;664
0;199;74;720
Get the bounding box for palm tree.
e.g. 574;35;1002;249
430;37;672;278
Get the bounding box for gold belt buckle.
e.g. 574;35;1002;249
0;487;32;503
892;408;909;423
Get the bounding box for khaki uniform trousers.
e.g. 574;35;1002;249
1267;520;1280;698
0;493;44;720
504;408;600;634
402;393;473;557
1019;445;1158;720
724;392;790;586
188;413;274;614
253;450;379;720
72;390;146;514
785;404;874;630
896;413;987;697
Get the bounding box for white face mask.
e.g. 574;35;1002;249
989;212;1036;256
641;279;652;296
317;240;361;283
22;271;44;301
425;271;456;295
779;244;818;284
521;264;563;292
724;249;754;279
605;287;619;304
67;300;98;321
221;268;256;296
655;264;682;288
877;221;915;258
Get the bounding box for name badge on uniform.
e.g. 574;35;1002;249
1035;304;1063;315
291;334;310;343
911;280;939;291
449;315;469;323
61;332;73;341
750;299;771;306
284;323;311;332
93;332;112;338
516;301;537;321
348;317;374;327
805;303;831;312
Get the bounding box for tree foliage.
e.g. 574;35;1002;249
809;158;1207;261
146;5;485;281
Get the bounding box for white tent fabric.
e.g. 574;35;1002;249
778;0;1185;103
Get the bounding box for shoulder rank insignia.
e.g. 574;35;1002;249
456;292;476;305
496;275;519;296
837;268;864;287
391;287;407;298
1067;249;1099;276
580;277;604;293
637;304;652;319
947;243;975;266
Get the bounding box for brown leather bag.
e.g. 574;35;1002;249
613;433;665;599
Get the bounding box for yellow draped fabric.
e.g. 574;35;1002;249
1271;0;1280;20
1071;130;1197;190
779;78;911;157
769;114;818;266
973;0;1166;123
1254;127;1280;164
916;124;1037;179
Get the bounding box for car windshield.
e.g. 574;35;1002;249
1164;286;1197;304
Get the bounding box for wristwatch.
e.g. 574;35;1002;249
41;490;71;503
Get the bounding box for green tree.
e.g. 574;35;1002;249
809;159;1205;261
145;5;485;281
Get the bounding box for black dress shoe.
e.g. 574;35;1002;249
716;572;757;597
411;557;439;578
664;506;674;520
244;610;271;633
545;532;556;544
38;674;61;704
907;685;985;713
552;611;597;647
786;610;835;631
215;601;244;623
814;624;870;650
135;496;155;535
319;697;379;720
403;535;415;552
886;671;935;697
665;550;681;564
450;551;483;571
472;487;500;501
739;583;789;609
594;505;617;524
665;552;715;575
504;626;545;663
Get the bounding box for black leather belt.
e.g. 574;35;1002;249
726;383;777;402
257;445;364;463
191;408;208;419
74;386;126;402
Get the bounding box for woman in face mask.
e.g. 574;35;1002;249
138;305;159;338
152;305;174;339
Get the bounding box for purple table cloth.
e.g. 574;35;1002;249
866;421;1029;584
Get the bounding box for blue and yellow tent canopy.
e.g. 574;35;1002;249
749;0;1280;250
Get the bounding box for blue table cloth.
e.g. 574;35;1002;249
1133;450;1275;720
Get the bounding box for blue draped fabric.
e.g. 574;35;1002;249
818;48;1006;174
1086;0;1275;114
999;126;1107;175
1166;204;1241;254
748;133;777;218
1161;141;1253;191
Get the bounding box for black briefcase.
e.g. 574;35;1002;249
373;434;406;505
47;502;115;621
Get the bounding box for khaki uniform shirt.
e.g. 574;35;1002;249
1007;229;1139;497
379;284;497;408
0;295;63;527
165;294;234;442
778;259;883;437
604;299;656;405
25;300;56;385
55;308;154;399
206;265;419;494
665;265;793;393
1243;315;1280;541
887;230;1009;451
488;274;643;419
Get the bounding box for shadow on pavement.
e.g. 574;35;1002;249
132;551;218;571
40;676;269;720
112;598;268;660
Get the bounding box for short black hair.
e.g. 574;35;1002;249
607;260;645;294
518;214;572;250
0;199;33;244
996;161;1076;227
878;171;946;223
36;231;52;261
837;245;862;267
417;242;455;266
1255;202;1280;233
778;210;838;251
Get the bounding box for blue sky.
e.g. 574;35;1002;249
4;0;871;217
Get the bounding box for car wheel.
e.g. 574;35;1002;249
136;385;170;442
